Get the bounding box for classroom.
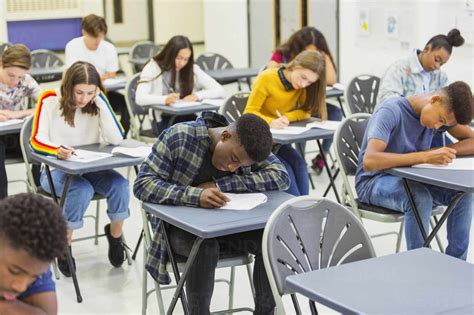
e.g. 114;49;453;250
0;0;473;314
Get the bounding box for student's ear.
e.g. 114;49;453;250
430;95;442;105
220;129;232;142
95;86;100;97
81;29;86;37
423;44;432;54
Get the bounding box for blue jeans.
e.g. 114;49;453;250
276;144;309;196
367;175;473;260
40;169;130;230
322;103;343;152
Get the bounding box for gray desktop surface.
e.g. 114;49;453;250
205;68;259;81
31;140;146;175
0;121;23;136
149;102;220;115
386;160;474;193
286;248;474;314
143;191;293;239
326;88;344;98
272;118;334;145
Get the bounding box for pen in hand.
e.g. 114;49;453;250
60;145;77;156
442;131;446;147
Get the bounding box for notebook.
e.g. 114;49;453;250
270;126;310;135
306;120;341;131
413;157;474;171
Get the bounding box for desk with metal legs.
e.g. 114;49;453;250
31;140;146;302
286;248;474;314
386;163;474;248
143;191;293;315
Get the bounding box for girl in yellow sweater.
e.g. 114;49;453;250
244;50;326;195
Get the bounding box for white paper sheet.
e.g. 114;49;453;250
111;146;152;158
413;157;474;171
270;126;310;135
66;149;112;163
0;119;24;127
306;120;341;131
171;101;202;108
103;78;127;86
220;193;268;210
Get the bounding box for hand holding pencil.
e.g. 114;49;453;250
270;110;290;129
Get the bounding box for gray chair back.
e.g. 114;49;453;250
221;92;250;122
335;113;371;177
0;42;11;56
125;73;148;116
130;41;161;59
346;75;380;114
19;116;38;192
31;49;64;68
195;52;233;71
263;196;375;313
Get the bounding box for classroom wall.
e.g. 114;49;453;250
0;1;7;42
203;0;249;67
153;0;204;45
339;0;474;87
104;0;148;43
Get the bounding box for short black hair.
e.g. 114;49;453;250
444;81;473;125
234;114;273;162
425;28;464;55
0;193;68;262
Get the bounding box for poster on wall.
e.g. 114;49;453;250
385;11;399;39
358;9;370;36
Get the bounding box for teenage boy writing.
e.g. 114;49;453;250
134;112;290;314
356;81;474;260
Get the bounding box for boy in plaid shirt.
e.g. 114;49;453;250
134;112;289;314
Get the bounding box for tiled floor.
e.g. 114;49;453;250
5;81;473;314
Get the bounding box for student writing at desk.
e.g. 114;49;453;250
0;193;67;315
0;44;42;199
356;81;474;260
30;61;130;276
377;29;465;148
245;50;327;196
267;27;342;174
65;14;130;136
133;112;289;314
135;35;225;135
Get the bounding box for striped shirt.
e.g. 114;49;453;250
30;89;124;157
133;111;290;283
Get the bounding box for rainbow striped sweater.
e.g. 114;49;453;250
30;89;124;157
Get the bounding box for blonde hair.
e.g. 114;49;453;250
286;50;327;120
1;44;32;70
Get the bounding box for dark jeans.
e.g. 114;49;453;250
169;226;275;315
0;134;41;199
107;91;130;137
321;103;343;152
276;144;309;196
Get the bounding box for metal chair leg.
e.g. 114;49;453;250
94;201;100;245
395;221;404;253
229;266;235;310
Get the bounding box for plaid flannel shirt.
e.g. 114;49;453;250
133;112;290;284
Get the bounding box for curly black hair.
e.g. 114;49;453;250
234;114;273;162
0;193;68;262
444;81;473;125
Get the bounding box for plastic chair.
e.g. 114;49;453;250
124;73;156;142
140;206;255;314
262;196;376;315
20;116;132;302
129;41;161;73
345;75;380;114
220;92;250;122
334;113;445;253
30;49;64;83
196;52;247;90
0;42;11;56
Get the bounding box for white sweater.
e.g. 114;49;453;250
135;60;226;106
31;89;124;156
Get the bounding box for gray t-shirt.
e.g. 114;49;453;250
355;96;436;202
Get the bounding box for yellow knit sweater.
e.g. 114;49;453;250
244;68;310;124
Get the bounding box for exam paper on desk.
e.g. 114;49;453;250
220;193;268;210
